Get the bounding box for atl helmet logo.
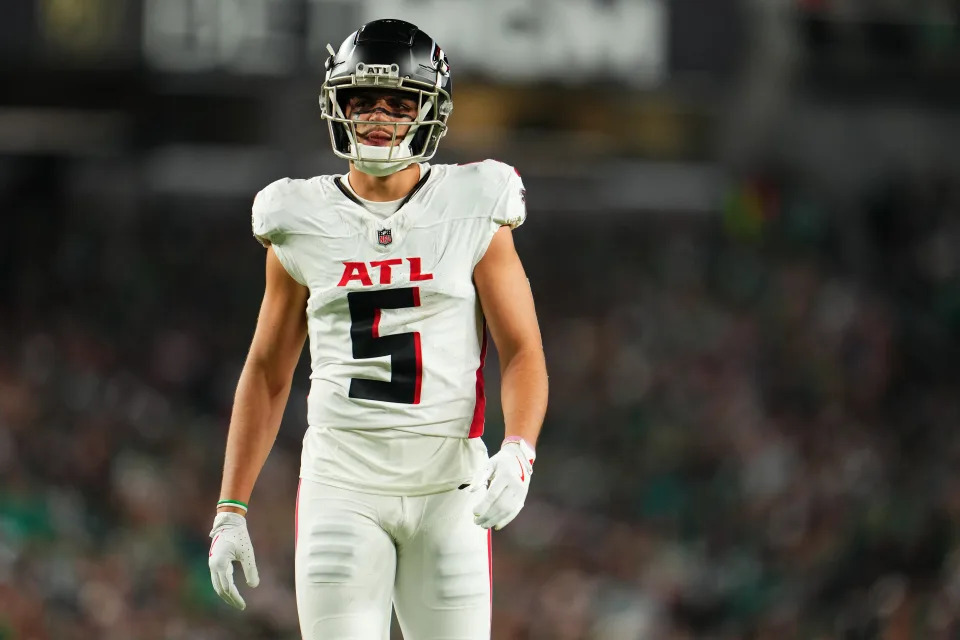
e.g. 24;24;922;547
377;228;393;246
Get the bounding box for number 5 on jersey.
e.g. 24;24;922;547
347;287;423;405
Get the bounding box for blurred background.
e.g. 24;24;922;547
2;0;960;638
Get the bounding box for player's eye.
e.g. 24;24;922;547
349;96;375;110
386;97;416;112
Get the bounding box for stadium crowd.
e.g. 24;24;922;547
1;162;959;639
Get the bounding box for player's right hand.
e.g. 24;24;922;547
208;512;260;610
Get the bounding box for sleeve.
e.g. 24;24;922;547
251;178;291;247
250;178;307;286
472;160;528;266
489;162;527;229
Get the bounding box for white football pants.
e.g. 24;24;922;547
294;478;492;640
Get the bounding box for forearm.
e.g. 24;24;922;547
499;346;548;449
218;361;293;511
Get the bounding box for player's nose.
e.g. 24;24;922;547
366;105;394;121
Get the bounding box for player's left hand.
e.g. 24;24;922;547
468;438;536;530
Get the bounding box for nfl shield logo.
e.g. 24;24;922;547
377;228;393;246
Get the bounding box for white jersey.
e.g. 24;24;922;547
252;160;526;494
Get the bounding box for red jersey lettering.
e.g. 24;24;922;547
408;257;434;282
337;262;373;287
370;259;404;285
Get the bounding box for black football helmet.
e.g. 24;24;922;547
320;19;453;174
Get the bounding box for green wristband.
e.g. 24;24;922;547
217;499;248;511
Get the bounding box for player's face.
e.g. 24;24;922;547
344;90;419;147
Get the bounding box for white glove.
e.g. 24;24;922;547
208;512;260;610
468;438;536;530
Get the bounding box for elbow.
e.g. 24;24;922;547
244;352;294;399
499;342;547;374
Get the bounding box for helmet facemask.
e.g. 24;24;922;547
320;61;453;177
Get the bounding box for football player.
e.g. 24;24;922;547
207;18;548;639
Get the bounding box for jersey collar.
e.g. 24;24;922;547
333;166;435;253
334;166;432;211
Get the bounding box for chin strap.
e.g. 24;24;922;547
352;141;417;176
